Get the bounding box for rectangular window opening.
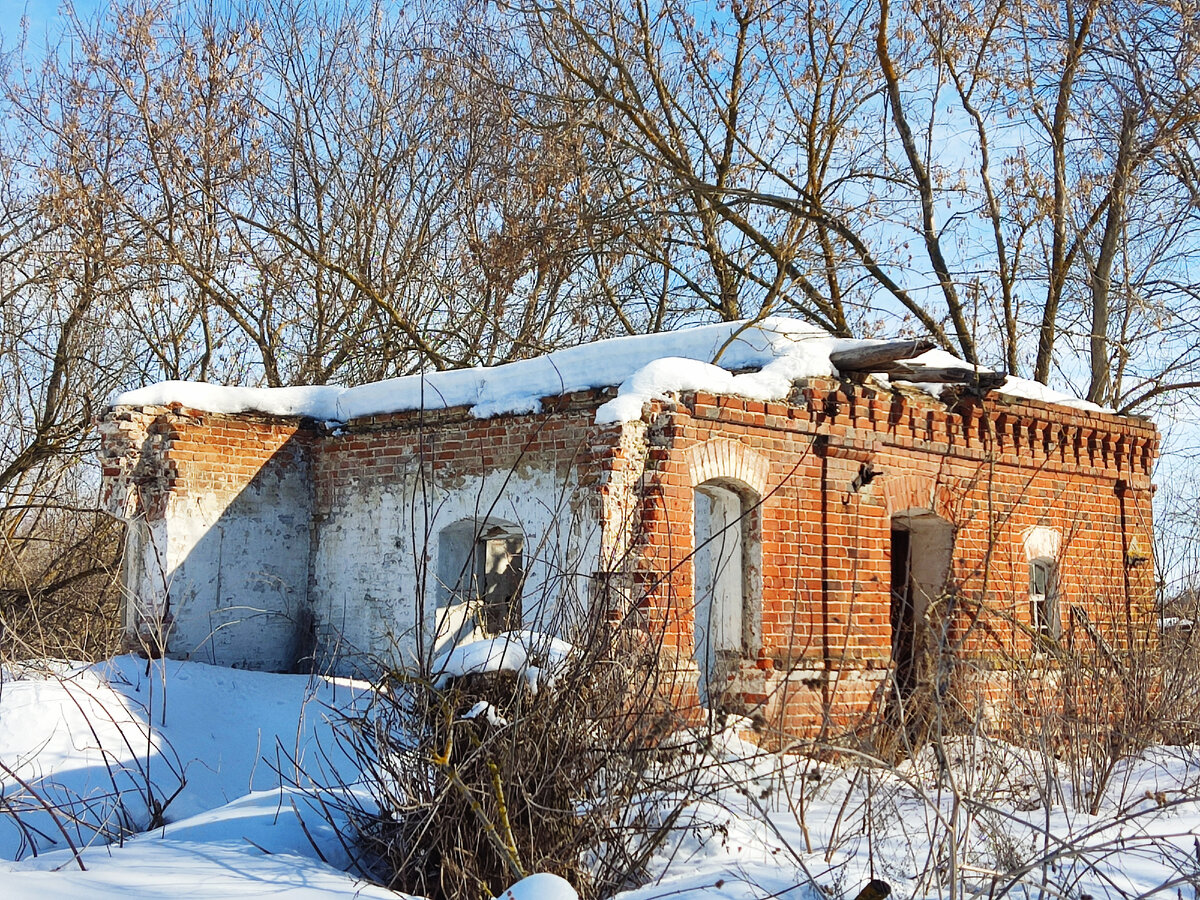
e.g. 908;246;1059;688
1029;558;1059;640
478;532;524;635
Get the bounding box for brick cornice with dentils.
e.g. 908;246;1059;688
680;379;1157;482
103;375;1157;489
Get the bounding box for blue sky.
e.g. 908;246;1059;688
2;0;103;47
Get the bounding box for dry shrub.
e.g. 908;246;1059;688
0;510;123;663
1055;617;1200;811
1155;592;1200;742
866;590;971;765
329;618;701;900
984;594;1200;813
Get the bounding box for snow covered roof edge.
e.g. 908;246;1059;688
109;317;1104;425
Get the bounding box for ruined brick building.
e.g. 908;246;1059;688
98;319;1157;734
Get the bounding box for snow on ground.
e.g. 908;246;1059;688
3;655;1199;899
110;317;1102;424
0;828;403;900
623;733;1200;900
0;656;395;898
0;654;366;858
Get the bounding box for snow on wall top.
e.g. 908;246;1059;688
110;317;1103;424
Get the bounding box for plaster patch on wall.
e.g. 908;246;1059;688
1022;525;1062;562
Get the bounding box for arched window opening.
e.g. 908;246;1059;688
1022;525;1062;643
436;520;525;647
1029;557;1060;640
693;480;761;706
478;526;524;634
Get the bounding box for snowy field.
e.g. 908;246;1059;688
2;654;1199;899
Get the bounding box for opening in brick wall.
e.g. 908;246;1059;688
435;518;525;651
693;479;762;706
1023;525;1063;644
1029;557;1061;640
890;509;954;706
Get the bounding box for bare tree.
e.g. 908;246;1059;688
5;0;1200;654
0;29;143;657
498;0;1200;408
0;0;635;655
505;0;910;336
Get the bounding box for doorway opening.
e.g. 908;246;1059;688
693;480;761;706
889;510;953;708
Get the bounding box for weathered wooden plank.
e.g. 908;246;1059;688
830;339;935;372
882;363;1006;389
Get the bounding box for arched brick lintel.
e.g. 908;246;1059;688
685;438;770;498
880;472;951;519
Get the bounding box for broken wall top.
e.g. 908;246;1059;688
106;317;1117;428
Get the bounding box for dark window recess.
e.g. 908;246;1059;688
1029;557;1059;639
478;528;524;635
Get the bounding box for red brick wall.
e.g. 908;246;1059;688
100;380;1157;732
313;393;606;519
100;405;312;518
621;379;1157;739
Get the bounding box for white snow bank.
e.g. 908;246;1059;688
112;317;1107;425
996;374;1104;410
430;630;574;693
594;338;834;424
109;381;343;420
5;654;1200;900
0;655;589;900
0;834;409;900
0;655;370;862
112;317;832;423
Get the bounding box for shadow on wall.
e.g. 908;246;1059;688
115;419;604;676
120;429;316;672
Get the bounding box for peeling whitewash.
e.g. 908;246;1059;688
101;403;611;676
309;464;601;675
116;452;314;672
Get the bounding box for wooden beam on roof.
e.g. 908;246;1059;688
880;364;1007;390
831;339;935;372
